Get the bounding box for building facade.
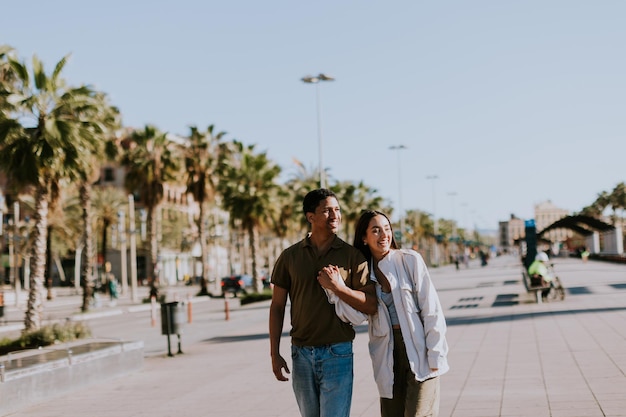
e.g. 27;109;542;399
534;200;572;243
498;214;525;253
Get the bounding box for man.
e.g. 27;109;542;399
528;251;554;298
269;188;377;417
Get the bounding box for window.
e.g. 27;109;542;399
104;168;115;182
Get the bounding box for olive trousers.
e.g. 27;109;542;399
380;329;440;417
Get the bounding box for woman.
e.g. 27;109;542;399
353;210;449;417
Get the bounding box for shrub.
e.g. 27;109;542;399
0;321;92;356
240;289;273;305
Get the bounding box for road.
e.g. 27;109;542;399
1;286;263;357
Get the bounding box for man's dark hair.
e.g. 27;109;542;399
303;188;337;215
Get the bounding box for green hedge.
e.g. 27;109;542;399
0;321;92;356
240;289;273;305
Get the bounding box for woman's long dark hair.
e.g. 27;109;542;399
353;210;398;262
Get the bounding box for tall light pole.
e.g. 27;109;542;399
389;145;407;245
426;175;439;265
117;210;128;296
448;191;458;260
0;190;4;236
10;201;20;305
461;202;469;231
128;195;138;302
448;191;457;238
301;73;334;189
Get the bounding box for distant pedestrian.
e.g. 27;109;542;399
104;262;119;306
479;249;488;266
463;247;470;268
581;247;590;263
528;252;555;300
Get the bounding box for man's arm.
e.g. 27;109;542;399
318;266;377;315
269;285;290;381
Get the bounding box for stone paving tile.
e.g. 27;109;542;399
3;255;626;417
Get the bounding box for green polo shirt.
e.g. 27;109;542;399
271;234;372;347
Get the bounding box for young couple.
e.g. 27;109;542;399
269;188;449;417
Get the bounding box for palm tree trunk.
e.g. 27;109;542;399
80;183;95;312
247;223;261;293
24;184;49;331
198;202;209;295
46;225;54;300
101;218;110;268
148;205;159;299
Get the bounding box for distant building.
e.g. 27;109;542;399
534;200;572;243
498;214;525;253
499;201;571;253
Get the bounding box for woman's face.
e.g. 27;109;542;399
364;214;393;260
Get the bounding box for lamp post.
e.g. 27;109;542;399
301;73;335;189
117;210;128;296
426;175;439;265
448;191;458;262
128;195;138;302
0;191;4;237
10;202;20;305
448;192;457;238
460;202;469;231
389;145;407;245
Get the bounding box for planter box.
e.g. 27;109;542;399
0;339;143;415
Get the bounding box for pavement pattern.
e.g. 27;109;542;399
1;254;626;417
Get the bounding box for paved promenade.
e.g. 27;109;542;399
2;254;626;417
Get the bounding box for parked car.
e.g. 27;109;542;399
220;274;253;296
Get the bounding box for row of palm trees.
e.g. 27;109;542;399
580;182;626;225
0;46;484;331
0;46;122;330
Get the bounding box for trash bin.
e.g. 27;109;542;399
160;302;184;335
0;292;4;319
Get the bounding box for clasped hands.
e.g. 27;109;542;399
317;264;342;291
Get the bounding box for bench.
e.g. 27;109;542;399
521;268;551;304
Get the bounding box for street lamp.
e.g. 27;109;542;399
460;202;469;231
448;192;457;238
128;195;138;302
448;191;458;261
426;175;439;265
301;73;335;189
0;190;4;236
117;210;128;296
389;145;407;244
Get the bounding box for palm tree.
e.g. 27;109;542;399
21;187;84;290
121;125;181;298
1;45;18;114
0;52;111;329
92;186;127;273
218;141;281;292
184;125;227;295
405;209;433;252
285;158;324;233
609;182;626;225
331;180;384;241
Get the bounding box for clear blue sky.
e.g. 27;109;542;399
4;1;625;232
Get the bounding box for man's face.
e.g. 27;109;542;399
308;197;341;234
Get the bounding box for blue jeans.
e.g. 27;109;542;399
291;342;354;417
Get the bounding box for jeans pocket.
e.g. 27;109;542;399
329;342;352;358
291;345;300;359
